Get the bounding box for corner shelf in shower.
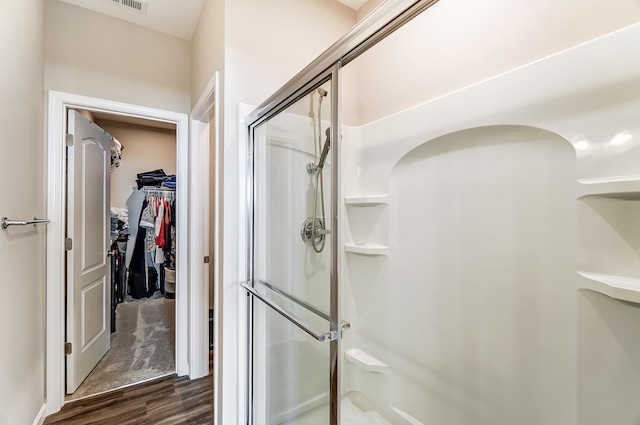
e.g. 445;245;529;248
577;271;640;304
344;194;389;206
344;243;389;256
345;348;388;373
577;177;640;198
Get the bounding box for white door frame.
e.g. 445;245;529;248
45;91;194;415
189;72;219;379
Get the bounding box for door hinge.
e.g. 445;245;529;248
65;237;73;251
204;256;210;264
65;134;74;147
65;342;72;355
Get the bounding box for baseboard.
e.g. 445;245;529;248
32;404;47;425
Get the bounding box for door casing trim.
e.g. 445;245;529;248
45;91;191;415
189;71;219;380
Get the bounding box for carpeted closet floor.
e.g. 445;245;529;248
66;294;175;401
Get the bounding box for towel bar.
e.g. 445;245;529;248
1;217;50;230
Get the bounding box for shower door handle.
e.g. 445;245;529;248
241;281;349;342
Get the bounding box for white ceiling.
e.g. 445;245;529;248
59;0;368;41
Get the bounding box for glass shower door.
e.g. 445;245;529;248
245;77;339;425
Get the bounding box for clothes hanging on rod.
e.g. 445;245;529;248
128;186;177;299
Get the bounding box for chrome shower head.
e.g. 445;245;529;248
317;87;328;97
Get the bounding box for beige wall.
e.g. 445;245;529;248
0;0;46;424
191;0;225;109
45;0;191;113
349;0;640;125
192;2;225;319
225;0;355;110
191;0;226;374
96;120;177;209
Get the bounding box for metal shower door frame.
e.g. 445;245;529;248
244;64;341;424
243;1;444;423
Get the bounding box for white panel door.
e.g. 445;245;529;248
66;110;112;394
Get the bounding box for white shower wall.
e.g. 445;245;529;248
349;0;640;126
340;22;640;425
342;126;577;424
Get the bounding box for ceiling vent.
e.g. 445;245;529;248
107;0;148;14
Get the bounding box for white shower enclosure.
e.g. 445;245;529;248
243;1;640;424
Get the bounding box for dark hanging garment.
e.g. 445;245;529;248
128;200;155;299
159;264;166;294
147;266;158;294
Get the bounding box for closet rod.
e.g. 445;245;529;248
142;187;176;194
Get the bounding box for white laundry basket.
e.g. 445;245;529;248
165;267;176;299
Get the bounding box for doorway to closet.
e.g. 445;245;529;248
65;109;179;401
46;91;212;417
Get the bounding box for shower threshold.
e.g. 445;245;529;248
279;391;424;425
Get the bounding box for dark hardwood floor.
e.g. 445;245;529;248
44;354;213;425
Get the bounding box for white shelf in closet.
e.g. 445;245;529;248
577;176;640;199
577;271;640;304
344;194;389;206
344;242;389;256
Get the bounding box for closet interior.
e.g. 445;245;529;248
66;110;178;401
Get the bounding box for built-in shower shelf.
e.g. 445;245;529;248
577;177;640;199
577;271;640;304
344;194;389;206
344;243;389;256
345;348;388;373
